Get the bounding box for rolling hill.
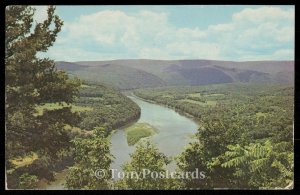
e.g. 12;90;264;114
55;59;294;90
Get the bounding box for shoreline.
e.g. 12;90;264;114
129;93;201;127
108;117;140;139
39;92;199;190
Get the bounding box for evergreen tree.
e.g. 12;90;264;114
5;5;81;180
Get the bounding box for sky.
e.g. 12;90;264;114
34;5;295;62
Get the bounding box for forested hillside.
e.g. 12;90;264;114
76;84;140;131
57;62;166;89
56;60;294;89
133;83;294;189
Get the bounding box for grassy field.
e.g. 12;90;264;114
34;103;93;116
204;93;224;97
81;84;96;88
188;93;201;97
256;112;267;118
10;152;38;169
125;123;158;146
162;95;174;98
85;97;104;101
178;99;217;106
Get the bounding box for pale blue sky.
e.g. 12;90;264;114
35;5;294;61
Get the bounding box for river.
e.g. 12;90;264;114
110;95;198;174
43;95;198;189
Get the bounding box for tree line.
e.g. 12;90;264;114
133;83;294;189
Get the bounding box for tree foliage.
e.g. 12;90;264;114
6;5;81;157
115;140;179;190
135;83;294;189
18;173;38;189
65;127;113;189
76;84;140;131
216;140;293;189
5;5;81;188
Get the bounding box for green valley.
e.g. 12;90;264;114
5;5;295;191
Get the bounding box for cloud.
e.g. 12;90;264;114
165;42;220;59
42;6;294;61
39;46;122;62
207;6;294;60
272;49;294;60
232;6;294;24
208;23;234;32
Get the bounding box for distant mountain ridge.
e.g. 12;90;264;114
55;59;294;89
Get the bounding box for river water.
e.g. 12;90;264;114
110;96;198;173
43;95;198;189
